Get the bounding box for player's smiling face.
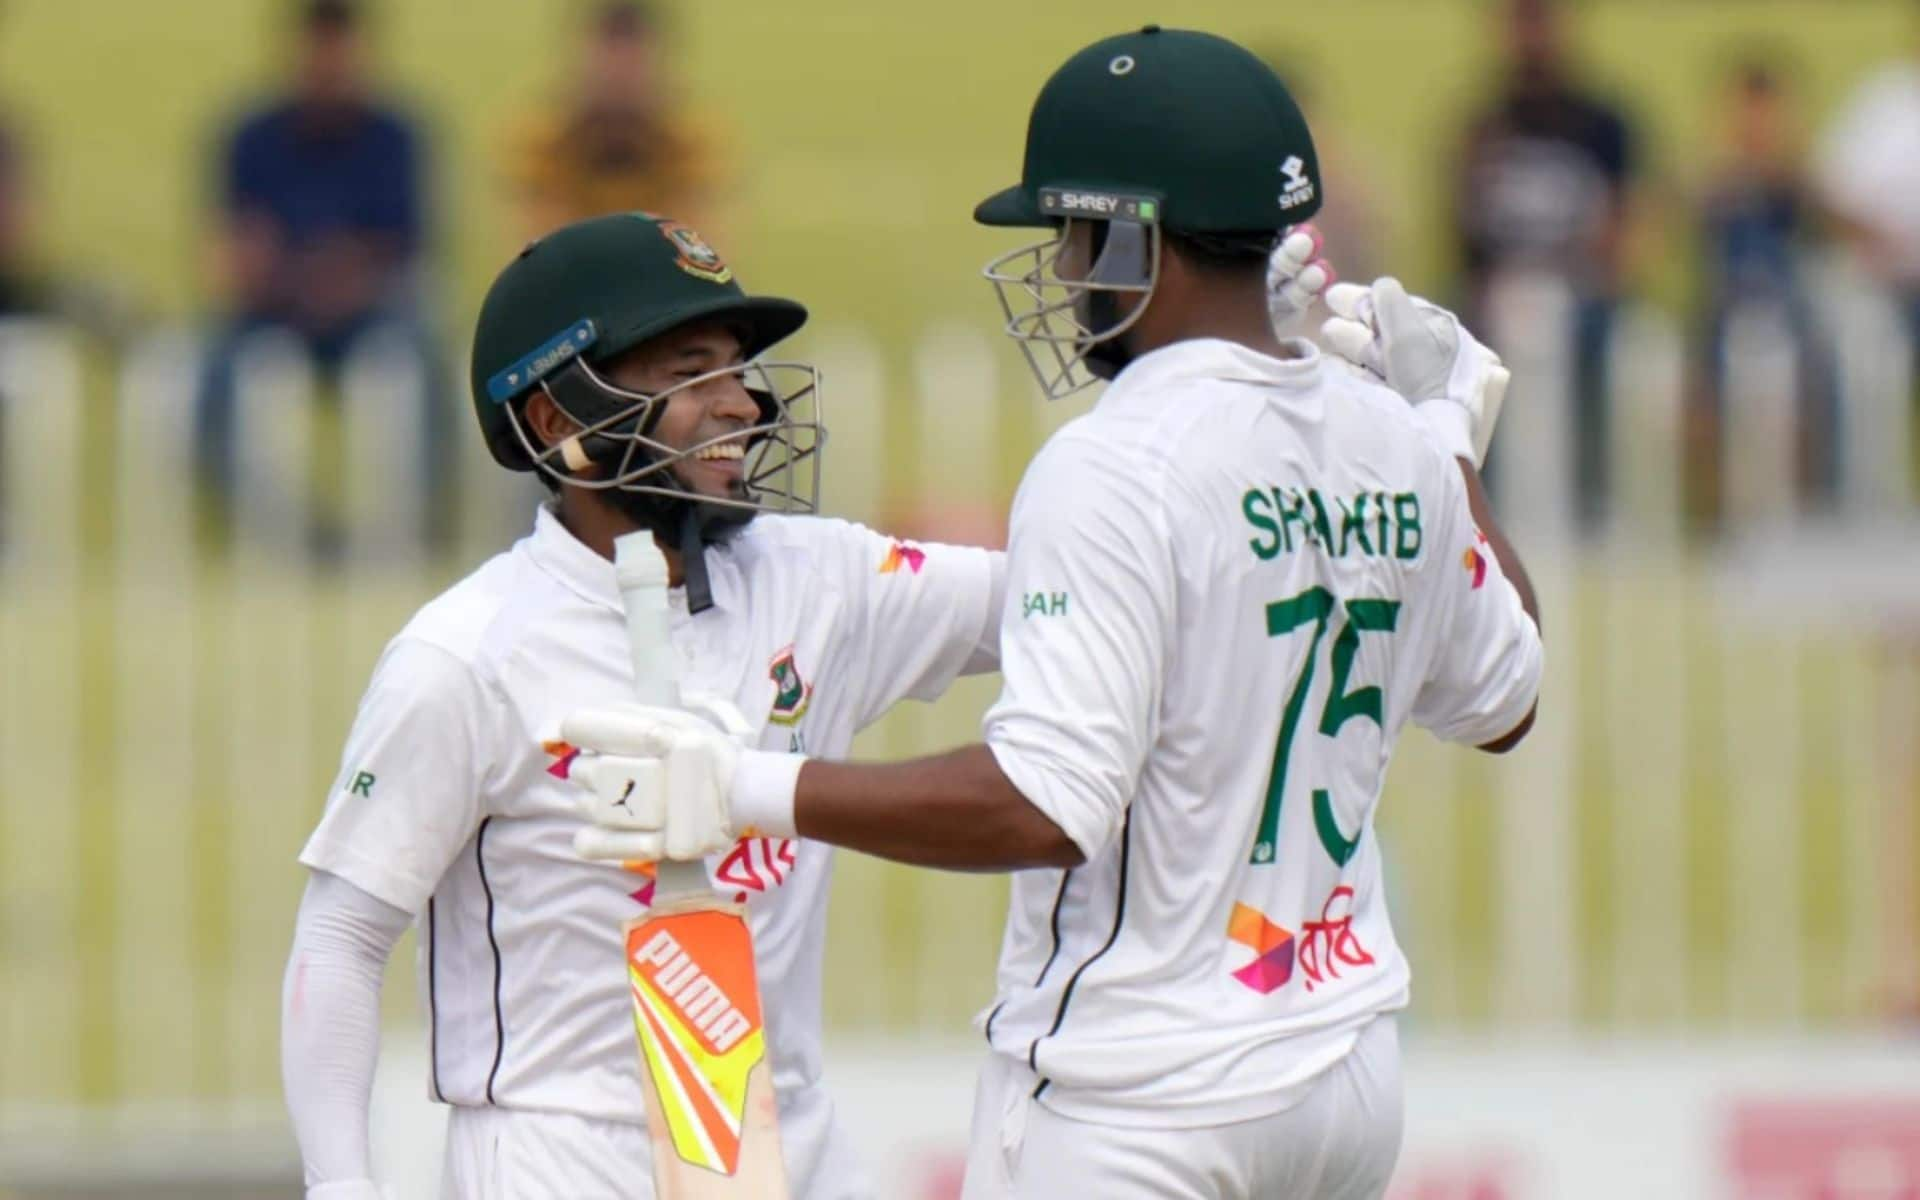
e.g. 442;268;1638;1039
603;318;761;503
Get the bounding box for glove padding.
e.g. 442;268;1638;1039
1321;277;1510;466
562;693;750;863
1265;224;1335;336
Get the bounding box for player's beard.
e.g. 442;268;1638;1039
1078;289;1136;381
605;470;757;549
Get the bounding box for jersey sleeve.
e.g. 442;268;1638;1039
982;433;1173;862
298;638;497;915
840;522;1003;730
1410;465;1543;746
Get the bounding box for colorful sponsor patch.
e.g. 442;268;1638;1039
766;645;812;726
656;218;733;284
1227;902;1296;994
625;911;767;1175
1227;886;1375;995
1462;529;1489;589
541;738;580;779
879;541;925;575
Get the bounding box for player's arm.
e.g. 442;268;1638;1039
282;639;495;1197
564;437;1161;872
793;744;1078;870
1455;458;1539;752
281;872;412;1200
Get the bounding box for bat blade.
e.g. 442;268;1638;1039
613;532;789;1196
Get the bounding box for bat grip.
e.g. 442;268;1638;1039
613;532;712;904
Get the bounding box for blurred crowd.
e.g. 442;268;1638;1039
0;0;1916;544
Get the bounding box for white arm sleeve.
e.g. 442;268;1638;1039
281;869;412;1194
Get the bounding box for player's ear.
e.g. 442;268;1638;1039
522;388;597;474
523;388;580;450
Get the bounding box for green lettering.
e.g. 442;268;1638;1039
1393;493;1422;559
1049;592;1067;616
1306;489;1336;552
1336;493;1373;557
349;771;376;798
1243;488;1281;561
1277;488;1307;553
1375;491;1389;553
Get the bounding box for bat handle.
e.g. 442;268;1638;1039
614;532;718;908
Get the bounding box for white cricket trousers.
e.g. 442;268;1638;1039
961;1016;1403;1200
439;1082;873;1199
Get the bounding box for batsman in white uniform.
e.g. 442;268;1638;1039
279;213;1012;1198
556;28;1543;1199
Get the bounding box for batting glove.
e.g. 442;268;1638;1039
1265;224;1336;337
1321;277;1510;466
561;694;804;863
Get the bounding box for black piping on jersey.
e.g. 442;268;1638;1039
984;867;1077;1046
1027;812;1133;1096
426;897;444;1102
476;817;507;1104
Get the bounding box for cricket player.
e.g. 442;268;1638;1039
279;212;1024;1199
557;28;1543;1199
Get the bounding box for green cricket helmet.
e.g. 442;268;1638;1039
470;212;824;522
976;26;1322;400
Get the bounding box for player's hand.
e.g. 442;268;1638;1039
561;693;752;863
1321;277;1510;466
1264;224;1335;336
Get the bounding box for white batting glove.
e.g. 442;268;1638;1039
1321;277;1510;466
561;694;807;862
562;694;749;862
1265;224;1335;336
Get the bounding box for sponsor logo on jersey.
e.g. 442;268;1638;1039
654;217;734;284
1227;902;1296;994
541;738;580;779
716;837;797;902
878;540;926;575
1022;590;1068;618
1462;529;1489;589
765;644;812;725
1278;155;1316;211
1227;885;1375;995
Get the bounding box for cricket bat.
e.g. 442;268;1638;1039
614;531;790;1197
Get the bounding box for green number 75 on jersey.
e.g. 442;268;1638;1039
1253;586;1399;867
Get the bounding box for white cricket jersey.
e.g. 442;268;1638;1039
982;338;1542;1128
299;505;1000;1192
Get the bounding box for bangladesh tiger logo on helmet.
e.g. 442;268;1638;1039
657;218;733;285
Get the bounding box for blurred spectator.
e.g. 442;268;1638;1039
0;112;46;317
1696;58;1837;518
1816;6;1920;396
503;1;727;243
196;0;448;528
1452;0;1640;532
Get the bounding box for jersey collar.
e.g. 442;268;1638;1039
526;502;625;614
1103;336;1324;409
